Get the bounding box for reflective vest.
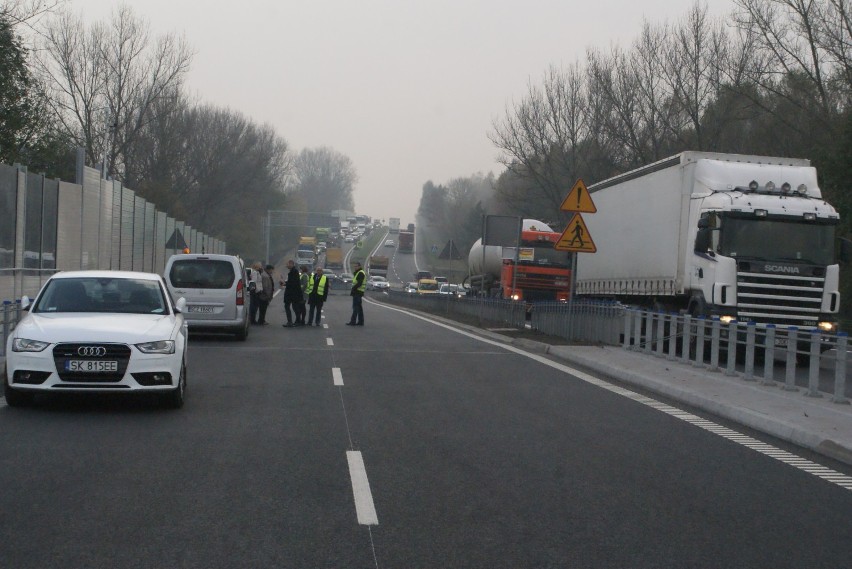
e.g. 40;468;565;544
354;269;367;293
309;274;328;296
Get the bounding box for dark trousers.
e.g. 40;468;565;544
249;291;260;324
284;300;296;324
308;301;324;325
350;294;364;325
295;301;306;324
257;298;270;324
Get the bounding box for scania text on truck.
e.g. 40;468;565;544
575;151;840;335
466;219;572;301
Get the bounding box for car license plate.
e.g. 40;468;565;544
188;305;215;313
66;360;118;372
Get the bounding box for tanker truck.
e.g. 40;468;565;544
575;151;840;335
466;219;572;301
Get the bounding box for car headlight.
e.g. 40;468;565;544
12;338;50;352
135;340;175;354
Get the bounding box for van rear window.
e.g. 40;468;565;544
169;260;236;289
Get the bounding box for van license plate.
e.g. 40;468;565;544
188;305;215;313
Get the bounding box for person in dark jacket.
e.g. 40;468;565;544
257;264;275;325
281;260;302;327
306;267;329;326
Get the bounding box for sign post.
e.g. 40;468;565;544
556;179;598;340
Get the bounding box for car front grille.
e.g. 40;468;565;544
52;343;132;382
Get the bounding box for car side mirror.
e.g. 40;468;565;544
20;295;31;311
175;297;187;314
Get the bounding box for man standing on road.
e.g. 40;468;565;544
306;267;329;326
295;265;310;326
257;264;275;325
347;262;366;326
281;260;302;327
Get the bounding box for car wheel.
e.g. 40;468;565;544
163;361;186;409
235;321;248;341
4;367;34;408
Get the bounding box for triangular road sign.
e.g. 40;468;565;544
555;213;596;253
560;179;597;213
165;228;187;249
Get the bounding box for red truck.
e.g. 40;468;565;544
466;219;571;302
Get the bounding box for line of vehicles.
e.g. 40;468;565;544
461;151;840;338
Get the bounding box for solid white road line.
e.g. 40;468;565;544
332;367;344;386
346;451;379;525
367;299;852;493
327;338;334;346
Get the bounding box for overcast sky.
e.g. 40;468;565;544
76;0;735;225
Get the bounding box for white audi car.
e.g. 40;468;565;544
3;271;188;408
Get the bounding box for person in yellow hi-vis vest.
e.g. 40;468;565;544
347;262;366;326
306;267;329;326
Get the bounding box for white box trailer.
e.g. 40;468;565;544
576;151;840;332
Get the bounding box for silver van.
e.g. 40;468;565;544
163;253;250;340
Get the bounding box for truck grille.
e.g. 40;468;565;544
736;268;824;328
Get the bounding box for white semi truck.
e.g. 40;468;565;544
576;151;840;334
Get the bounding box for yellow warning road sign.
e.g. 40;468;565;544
560;179;597;213
555;213;596;253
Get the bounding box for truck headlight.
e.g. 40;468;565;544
817;322;836;333
719;315;736;324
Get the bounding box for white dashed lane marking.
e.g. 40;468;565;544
332;367;344;386
346;451;379;525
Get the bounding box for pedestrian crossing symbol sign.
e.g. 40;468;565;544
555;213;596;253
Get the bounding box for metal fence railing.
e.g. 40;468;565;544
377;291;527;328
531;300;625;345
622;309;850;403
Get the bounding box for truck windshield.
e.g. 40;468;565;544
517;243;572;267
719;217;835;265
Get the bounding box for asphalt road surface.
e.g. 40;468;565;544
1;295;851;568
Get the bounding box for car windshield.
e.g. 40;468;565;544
419;282;439;291
34;277;168;314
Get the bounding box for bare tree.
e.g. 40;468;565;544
732;0;842;129
37;3;192;179
489;64;588;218
290;147;357;214
0;0;65;27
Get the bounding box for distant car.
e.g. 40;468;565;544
344;236;354;243
163;253;250;340
439;283;464;298
367;276;390;291
384;239;395;248
3;270;189;408
404;282;418;294
434;276;448;285
339;273;354;284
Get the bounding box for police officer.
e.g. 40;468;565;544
347;262;366;326
306;267;329;326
